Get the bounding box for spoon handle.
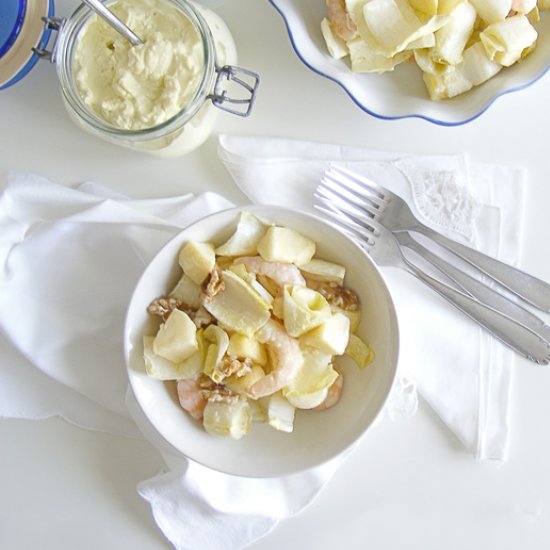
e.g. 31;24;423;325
82;0;143;46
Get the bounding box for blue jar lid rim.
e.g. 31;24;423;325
0;1;28;58
0;0;54;90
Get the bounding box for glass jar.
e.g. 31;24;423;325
1;0;259;157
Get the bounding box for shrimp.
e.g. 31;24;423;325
248;320;304;399
326;0;357;42
234;256;306;287
177;376;207;420
314;366;344;411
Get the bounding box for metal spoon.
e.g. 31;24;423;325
82;0;144;46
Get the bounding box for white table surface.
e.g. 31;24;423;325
2;1;550;549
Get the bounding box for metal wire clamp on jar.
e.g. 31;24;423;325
34;0;260;157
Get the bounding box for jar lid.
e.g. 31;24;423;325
0;0;54;89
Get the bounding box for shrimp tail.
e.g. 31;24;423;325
314;366;344;411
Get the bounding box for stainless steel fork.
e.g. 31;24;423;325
317;180;550;342
324;164;550;312
314;199;550;365
317;172;550;343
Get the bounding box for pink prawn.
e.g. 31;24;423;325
248;320;304;399
177;376;207;420
326;0;358;42
234;256;306;287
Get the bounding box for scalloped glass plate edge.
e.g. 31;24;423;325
268;0;550;126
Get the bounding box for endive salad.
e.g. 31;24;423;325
322;0;545;99
143;211;374;439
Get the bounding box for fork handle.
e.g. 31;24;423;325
400;234;550;343
405;261;550;364
414;226;550;313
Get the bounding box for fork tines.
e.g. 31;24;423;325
326;164;388;202
320;165;389;223
314;202;376;249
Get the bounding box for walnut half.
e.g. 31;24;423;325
306;279;359;311
201;265;225;302
147;297;181;320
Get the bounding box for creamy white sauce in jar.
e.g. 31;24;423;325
63;0;238;156
74;0;205;131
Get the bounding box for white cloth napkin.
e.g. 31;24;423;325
0;172;343;550
0;133;526;549
218;134;527;462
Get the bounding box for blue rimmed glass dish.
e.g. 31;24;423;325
268;0;550;126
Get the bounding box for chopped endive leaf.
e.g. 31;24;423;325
438;0;463;13
228;262;249;280
267;392;295;433
216;211;269;257
283;345;338;402
422;63;471;99
202;270;271;337
348;39;411;73
429;1;477;66
248;398;268;423
409;0;438;15
513;0;537;14
527;7;540;24
299;258;346;284
202;325;230;383
203;398;252;439
256;274;280;297
286;387;329;410
414;48;445;74
423;41;502;99
249;279;275;305
361;0;449;56
321;17;350;59
345;334;375;369
407;33;436;49
143;335;203;380
470;0;512;24
480;15;537;66
410;0;440;15
283;285;332;337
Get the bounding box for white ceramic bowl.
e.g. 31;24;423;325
124;205;399;477
269;0;550;126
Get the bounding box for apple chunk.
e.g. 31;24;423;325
153;309;198;363
178;241;215;285
257;226;315;265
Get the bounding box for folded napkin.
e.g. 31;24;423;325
0;173;344;550
0;136;526;549
218;134;527;462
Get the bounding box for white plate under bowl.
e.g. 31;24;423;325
124;205;399;477
269;0;550;126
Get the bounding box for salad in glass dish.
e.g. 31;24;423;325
321;0;544;100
